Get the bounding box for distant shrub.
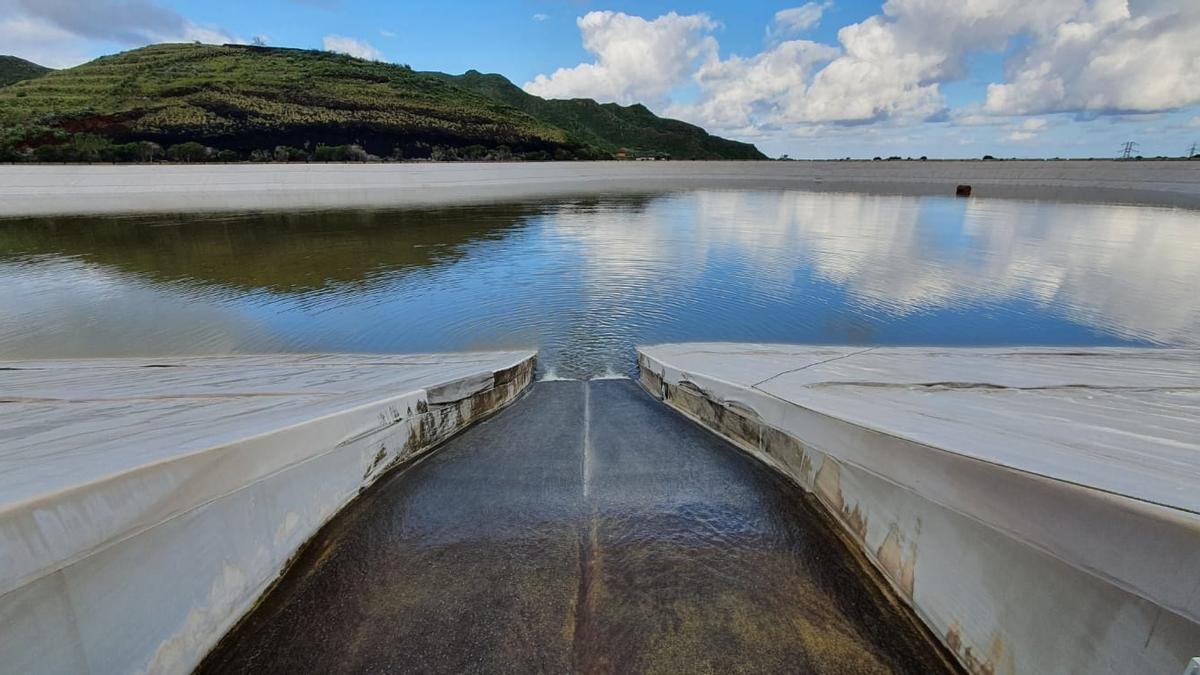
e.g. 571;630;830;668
461;144;488;160
310;144;367;161
31;145;62;162
313;144;348;161
25;134;111;162
0;144;22;162
138;142;163;162
98;143;144;162
273;145;309;162
166;142;211;162
312;145;337;161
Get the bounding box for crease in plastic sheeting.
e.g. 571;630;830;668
425;372;495;405
678;377;764;422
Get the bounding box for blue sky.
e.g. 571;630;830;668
3;0;1199;159
159;0;878;82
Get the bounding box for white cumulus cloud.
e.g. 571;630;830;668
523;11;719;105
5;0;233;44
0;15;91;68
536;0;1200;150
985;0;1200;115
0;0;237;67
322;34;385;61
1007;117;1050;140
669;39;840;131
779;0;1083;125
769;3;829;40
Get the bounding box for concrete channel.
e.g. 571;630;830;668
197;378;955;674
3;345;1197;673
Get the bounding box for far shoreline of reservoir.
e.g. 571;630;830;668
2;159;1199;217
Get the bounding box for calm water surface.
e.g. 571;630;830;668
2;190;1198;376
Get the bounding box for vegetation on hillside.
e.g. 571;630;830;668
0;44;586;161
0;56;52;88
0;43;764;162
429;70;766;160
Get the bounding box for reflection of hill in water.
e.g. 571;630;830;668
0;204;559;293
3;190;1196;365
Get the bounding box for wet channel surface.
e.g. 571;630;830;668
199;380;952;674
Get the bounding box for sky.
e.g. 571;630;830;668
2;0;1199;159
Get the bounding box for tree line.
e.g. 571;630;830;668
0;133;610;163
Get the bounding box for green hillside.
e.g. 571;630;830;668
0;43;764;161
0;44;579;161
0;56;52;88
429;70;766;160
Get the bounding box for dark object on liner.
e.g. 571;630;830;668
956;185;972;197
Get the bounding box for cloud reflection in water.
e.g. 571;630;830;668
0;191;1196;377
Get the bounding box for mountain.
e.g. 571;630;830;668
0;55;52;88
0;44;764;161
0;44;572;161
429;70;765;160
